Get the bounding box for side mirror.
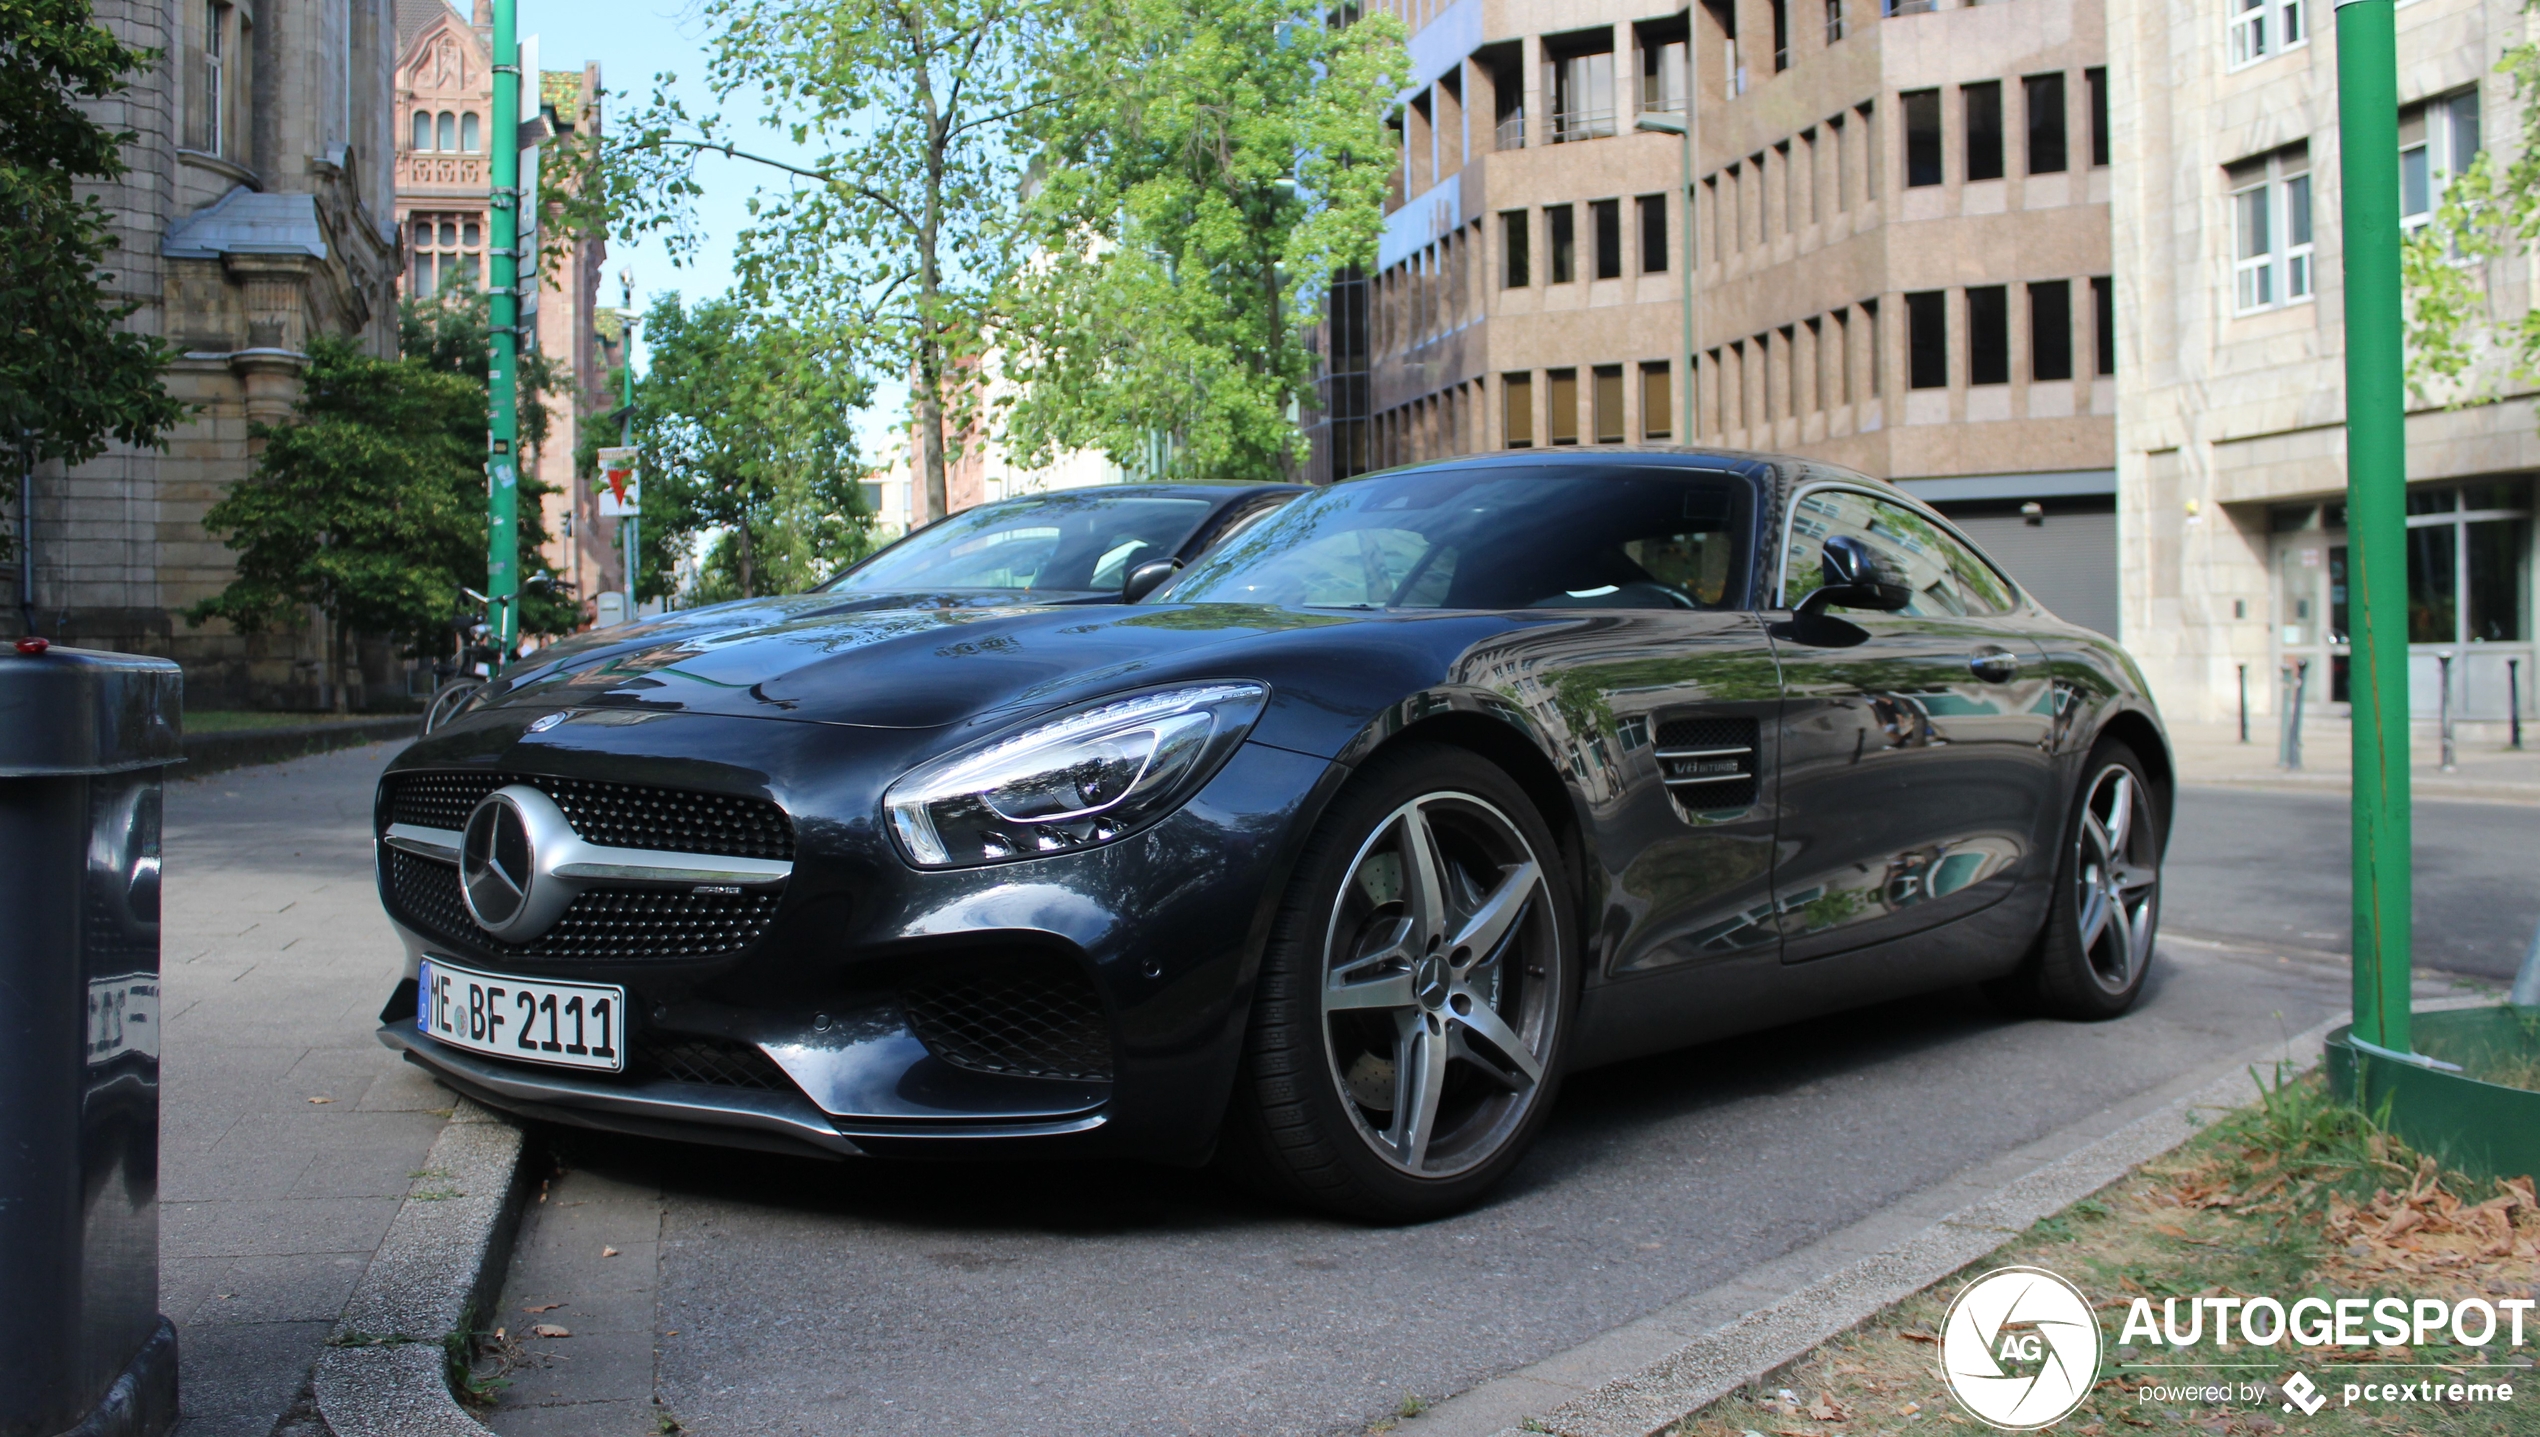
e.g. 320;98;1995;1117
1795;535;1911;616
1123;558;1182;603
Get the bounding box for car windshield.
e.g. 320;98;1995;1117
819;492;1214;594
1161;466;1757;611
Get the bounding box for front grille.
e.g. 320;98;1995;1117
385;847;781;962
1655;716;1760;811
384;770;794;861
903;959;1114;1082
632;1034;797;1092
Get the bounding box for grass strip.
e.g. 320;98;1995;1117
1665;1070;2539;1437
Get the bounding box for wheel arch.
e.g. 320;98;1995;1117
2091;708;2175;847
1356;710;1596;936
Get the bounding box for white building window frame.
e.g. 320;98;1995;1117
2231;146;2314;316
2401;89;2481;235
2227;0;2307;72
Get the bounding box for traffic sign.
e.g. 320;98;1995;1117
596;448;640;517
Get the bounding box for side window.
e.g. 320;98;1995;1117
1782;489;2016;616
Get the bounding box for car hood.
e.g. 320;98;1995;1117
479;601;1390;732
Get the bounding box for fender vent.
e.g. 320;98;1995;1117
1655;716;1760;811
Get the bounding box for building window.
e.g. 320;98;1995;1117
438;110;458;151
1863;298;1881;394
1968;285;2008;385
2091;276;2115;374
1547;369;1580;444
1904;89;1942;187
1593;366;1627;442
1550;47;1616;142
2025;72;2067;174
1906;290;1948;388
409;212;487;298
1548;204;1576;283
2030;280;2073;381
1964;82;2003;182
2401;482;2532;643
1642;363;1674;439
1503;373;1535;447
1638;195;1669;273
1641;37;1688;113
2401;90;2480;232
2230;145;2312;313
2228;0;2306;70
2086;67;2110;166
1592;200;1623;279
1825;0;1847;45
1771;0;1790;71
411;110;430;152
198;1;231;155
1500;211;1531;287
462;111;482;152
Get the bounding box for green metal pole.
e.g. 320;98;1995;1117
2335;0;2412;1053
485;0;522;653
1680;47;1696;445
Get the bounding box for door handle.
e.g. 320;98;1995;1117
1968;647;2019;683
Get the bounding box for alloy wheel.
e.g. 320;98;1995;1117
2072;762;2159;993
1319;792;1561;1178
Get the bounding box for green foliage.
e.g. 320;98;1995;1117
1001;0;1406;483
2404;23;2540;406
186;339;490;647
631;293;872;601
559;0;1044;520
0;0;188;557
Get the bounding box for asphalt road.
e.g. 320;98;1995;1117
2165;785;2538;982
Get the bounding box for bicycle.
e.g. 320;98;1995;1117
419;588;506;734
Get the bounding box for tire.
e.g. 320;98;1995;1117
1221;743;1576;1222
1991;739;2163;1020
421;678;484;735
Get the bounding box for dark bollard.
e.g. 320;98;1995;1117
0;640;182;1437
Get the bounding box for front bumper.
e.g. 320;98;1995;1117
374;714;1344;1163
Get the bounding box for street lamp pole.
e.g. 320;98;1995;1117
484;0;522;653
1635;65;1698;444
619;269;639;606
2334;0;2413;1054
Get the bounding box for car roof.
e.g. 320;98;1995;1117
1343;446;1894;496
970;481;1307;507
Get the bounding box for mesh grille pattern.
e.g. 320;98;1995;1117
385;848;781;962
1655;716;1760;810
903;960;1114;1082
633;1035;797;1092
384;770;794;861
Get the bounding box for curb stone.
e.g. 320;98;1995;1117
315;1097;531;1437
1475;999;2493;1437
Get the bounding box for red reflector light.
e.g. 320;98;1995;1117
14;637;49;655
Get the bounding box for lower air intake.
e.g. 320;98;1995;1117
902;958;1114;1082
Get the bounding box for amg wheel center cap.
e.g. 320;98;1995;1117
1413;954;1451;1010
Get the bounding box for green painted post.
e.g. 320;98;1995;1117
2335;0;2412;1053
485;0;522;652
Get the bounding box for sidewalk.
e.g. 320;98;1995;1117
2167;717;2540;802
159;741;449;1437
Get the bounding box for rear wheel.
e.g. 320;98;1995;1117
1222;744;1574;1221
1994;740;2162;1019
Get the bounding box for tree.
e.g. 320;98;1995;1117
2405;29;2540;405
187;303;579;709
563;0;1046;525
998;0;1405;483
0;0;187;559
631;293;872;601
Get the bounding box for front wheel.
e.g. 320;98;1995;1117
1994;740;2163;1020
1222;744;1575;1222
421;678;484;735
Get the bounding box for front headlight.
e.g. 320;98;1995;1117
885;682;1270;868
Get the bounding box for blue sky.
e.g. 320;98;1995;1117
521;0;905;454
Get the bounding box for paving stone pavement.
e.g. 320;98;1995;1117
159;739;451;1437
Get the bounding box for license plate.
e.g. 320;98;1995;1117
417;958;625;1073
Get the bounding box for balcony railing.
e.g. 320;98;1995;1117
1639;96;1687;116
1550;108;1617;143
1495;112;1526;150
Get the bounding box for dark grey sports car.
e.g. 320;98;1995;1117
373;450;2169;1220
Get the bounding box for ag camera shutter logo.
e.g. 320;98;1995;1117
1940;1266;2103;1429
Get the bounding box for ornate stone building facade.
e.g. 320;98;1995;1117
391;0;615;614
10;0;404;705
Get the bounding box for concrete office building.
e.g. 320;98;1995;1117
9;0;404;703
2109;0;2538;730
393;0;616;617
1308;0;2121;632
